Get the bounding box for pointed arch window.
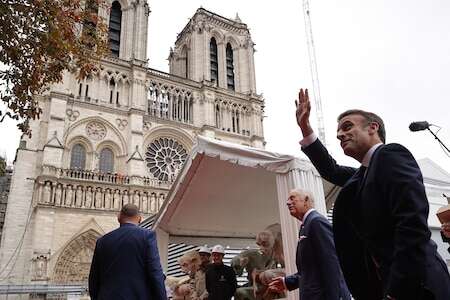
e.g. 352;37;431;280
99;148;114;173
210;38;218;84
70;144;86;170
109;1;122;57
226;43;235;90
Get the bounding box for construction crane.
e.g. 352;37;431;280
303;0;326;147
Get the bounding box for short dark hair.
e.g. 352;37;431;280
120;203;140;217
337;109;386;143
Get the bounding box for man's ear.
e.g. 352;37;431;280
368;122;380;135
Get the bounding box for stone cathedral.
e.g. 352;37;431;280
0;0;265;295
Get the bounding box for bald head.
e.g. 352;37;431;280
118;203;142;224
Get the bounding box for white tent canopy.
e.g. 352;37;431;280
153;136;337;299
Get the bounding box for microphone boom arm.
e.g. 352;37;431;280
426;127;450;154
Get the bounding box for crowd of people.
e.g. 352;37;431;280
88;88;450;300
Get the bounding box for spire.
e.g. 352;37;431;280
234;13;242;23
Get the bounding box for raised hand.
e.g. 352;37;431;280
295;88;313;137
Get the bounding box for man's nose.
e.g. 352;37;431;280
337;130;344;141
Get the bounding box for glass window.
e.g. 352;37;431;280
99;148;114;173
70;144;86;170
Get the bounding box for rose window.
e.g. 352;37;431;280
145;137;188;181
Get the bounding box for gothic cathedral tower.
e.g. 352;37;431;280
0;2;264;295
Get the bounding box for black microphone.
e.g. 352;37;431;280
409;121;430;132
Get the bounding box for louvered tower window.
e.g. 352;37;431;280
108;1;122;57
210;38;218;84
226;43;235;90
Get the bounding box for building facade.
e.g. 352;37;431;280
0;1;264;295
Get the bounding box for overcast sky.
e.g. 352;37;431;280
1;0;450;171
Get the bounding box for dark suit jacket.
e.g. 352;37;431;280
88;223;166;300
285;210;351;300
303;139;450;300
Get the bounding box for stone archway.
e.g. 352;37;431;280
53;229;100;283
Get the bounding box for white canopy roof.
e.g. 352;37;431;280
153;136;335;244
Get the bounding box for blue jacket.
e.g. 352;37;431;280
88;223;167;300
285;210;350;300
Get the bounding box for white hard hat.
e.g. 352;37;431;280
198;246;211;254
211;245;225;254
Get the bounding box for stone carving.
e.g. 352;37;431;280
116;118;128;130
167;251;207;300
234;224;285;300
232;249;271;286
122;190;130;206
66;109;80;121
53;230;99;283
113;189;121;210
32;253;50;281
143;121;152;131
54;184;62;206
104;189;112;210
85;186;93;208
35;180;161;213
42;182;52;204
75;185;83;207
65;185;74;206
150;193;157;212
86;121;107;141
94;187;103;208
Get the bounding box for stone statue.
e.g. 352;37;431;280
65;185;74;207
231;249;271;286
253;268;286;300
174;250;208;300
141;192;149;213
85;186;93;208
94;187;103;208
53;183;62;206
113;189;121;210
150;193;157;212
132;191;140;208
122;190;130;206
262;223;284;267
104;189;111;210
75;185;83;207
235;224;285;300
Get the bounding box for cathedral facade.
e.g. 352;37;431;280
0;0;264;294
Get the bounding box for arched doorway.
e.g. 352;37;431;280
53;229;100;283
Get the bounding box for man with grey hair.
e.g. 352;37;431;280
269;188;350;300
88;203;166;300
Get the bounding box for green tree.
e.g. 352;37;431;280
0;0;109;135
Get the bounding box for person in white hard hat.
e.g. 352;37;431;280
205;245;237;300
198;246;212;272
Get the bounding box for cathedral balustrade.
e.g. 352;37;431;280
41;166;171;189
36;166;169;213
34;179;166;214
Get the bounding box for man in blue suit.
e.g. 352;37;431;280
269;188;350;300
295;89;450;300
88;203;166;300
